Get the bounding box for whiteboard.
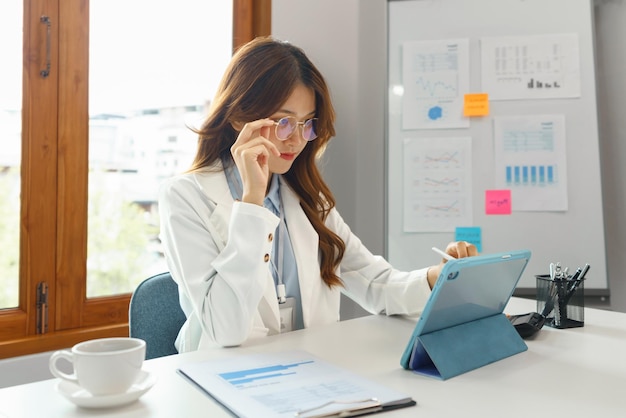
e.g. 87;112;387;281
386;0;608;290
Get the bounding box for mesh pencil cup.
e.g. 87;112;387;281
536;274;584;329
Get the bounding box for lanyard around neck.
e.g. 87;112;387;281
224;162;287;301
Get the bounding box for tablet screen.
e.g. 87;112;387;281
418;250;531;335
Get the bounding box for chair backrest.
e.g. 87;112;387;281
129;272;187;360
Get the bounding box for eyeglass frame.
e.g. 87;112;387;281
271;116;319;142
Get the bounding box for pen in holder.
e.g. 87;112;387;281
536;273;585;329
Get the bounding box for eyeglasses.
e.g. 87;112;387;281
272;116;319;141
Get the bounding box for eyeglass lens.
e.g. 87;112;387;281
275;117;318;141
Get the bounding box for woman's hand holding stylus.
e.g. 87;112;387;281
427;242;478;288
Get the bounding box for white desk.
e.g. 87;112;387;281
0;298;624;417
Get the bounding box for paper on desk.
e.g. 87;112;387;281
178;350;415;418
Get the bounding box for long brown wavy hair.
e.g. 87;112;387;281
189;36;345;288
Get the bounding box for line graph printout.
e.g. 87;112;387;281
494;115;568;211
402;39;470;129
481;34;581;100
403;137;473;232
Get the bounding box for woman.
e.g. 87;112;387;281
158;36;477;352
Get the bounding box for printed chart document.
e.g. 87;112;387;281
493;114;568;211
178;350;416;418
402;38;470;130
402;137;473;232
481;34;581;101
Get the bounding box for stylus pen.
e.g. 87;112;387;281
431;247;456;261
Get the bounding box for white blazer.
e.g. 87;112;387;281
158;165;432;352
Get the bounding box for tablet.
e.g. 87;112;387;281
400;249;532;372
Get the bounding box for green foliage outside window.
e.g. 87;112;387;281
0;168;160;308
0;169;20;309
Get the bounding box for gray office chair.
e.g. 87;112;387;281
129;272;187;360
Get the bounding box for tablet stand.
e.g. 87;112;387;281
408;313;527;380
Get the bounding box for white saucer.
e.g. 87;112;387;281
55;370;157;409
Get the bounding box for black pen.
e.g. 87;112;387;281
568;267;582;282
540;279;560;318
565;263;590;303
578;263;590;280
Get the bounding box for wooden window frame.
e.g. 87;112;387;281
233;0;272;51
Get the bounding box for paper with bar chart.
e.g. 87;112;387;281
402;38;470;129
481;34;581;100
178;351;414;418
403;137;473;232
493;115;568;211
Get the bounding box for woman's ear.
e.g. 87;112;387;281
231;121;244;131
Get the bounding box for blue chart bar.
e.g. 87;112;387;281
547;166;554;183
506;165;556;185
219;361;314;385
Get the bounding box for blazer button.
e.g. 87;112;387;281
268;233;273;242
264;254;270;262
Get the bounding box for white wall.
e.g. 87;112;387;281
273;0;388;254
0;351;56;388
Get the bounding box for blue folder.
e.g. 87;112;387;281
401;250;531;380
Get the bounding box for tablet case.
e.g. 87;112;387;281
401;250;531;380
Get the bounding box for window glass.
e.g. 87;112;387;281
88;0;232;297
0;1;23;309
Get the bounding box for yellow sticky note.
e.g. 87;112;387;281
463;93;489;117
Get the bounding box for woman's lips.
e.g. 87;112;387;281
280;153;296;161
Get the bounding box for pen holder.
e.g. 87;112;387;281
536;275;584;329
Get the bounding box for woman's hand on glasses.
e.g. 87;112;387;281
230;119;280;206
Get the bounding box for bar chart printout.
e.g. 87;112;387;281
178;351;415;418
494;115;568;211
481;33;581;100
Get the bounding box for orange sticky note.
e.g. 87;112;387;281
485;190;511;215
464;93;489;117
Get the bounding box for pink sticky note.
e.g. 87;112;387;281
485;190;511;215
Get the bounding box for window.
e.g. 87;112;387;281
0;0;270;359
87;0;234;298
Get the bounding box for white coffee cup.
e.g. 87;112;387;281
49;337;146;396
